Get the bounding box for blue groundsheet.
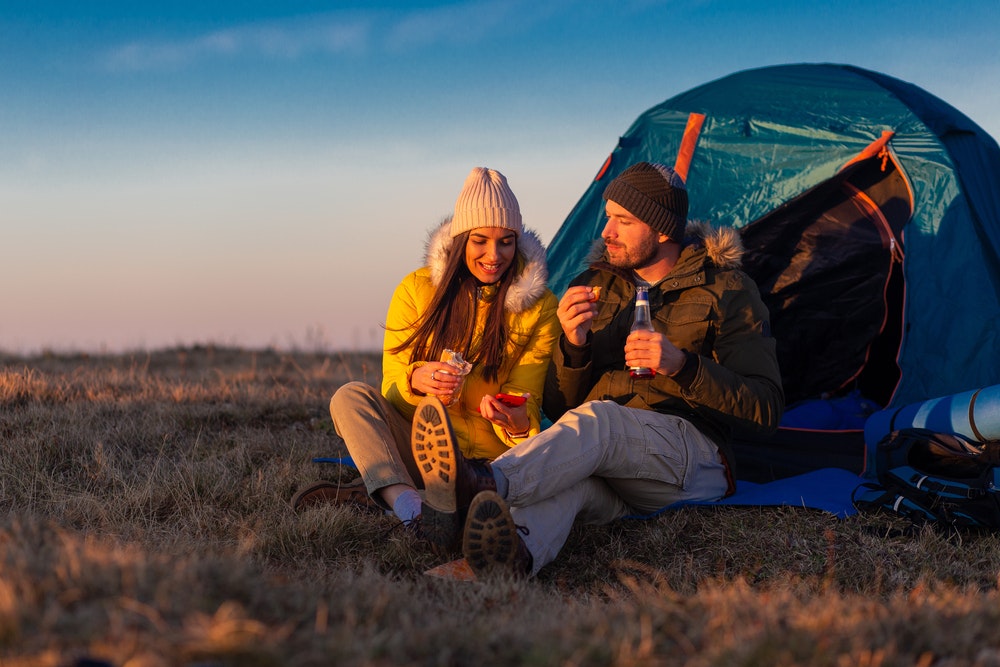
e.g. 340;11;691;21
628;467;862;520
316;457;863;520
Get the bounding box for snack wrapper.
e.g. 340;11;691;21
439;349;472;406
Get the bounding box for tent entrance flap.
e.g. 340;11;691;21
739;144;913;408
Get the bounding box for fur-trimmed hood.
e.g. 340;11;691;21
424;218;550;314
584;219;745;272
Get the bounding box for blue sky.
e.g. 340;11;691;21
3;0;998;354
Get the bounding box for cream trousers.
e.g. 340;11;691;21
491;400;729;576
329;381;420;510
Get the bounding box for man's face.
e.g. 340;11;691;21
601;200;662;270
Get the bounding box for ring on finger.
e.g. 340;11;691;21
431;371;437;381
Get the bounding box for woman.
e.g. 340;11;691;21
293;167;559;540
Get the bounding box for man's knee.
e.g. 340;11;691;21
561;399;623;424
584;399;624;416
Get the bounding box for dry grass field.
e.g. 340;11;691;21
4;346;1000;666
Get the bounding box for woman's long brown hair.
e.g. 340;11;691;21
388;230;520;382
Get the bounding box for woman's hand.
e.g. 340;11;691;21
479;393;530;435
411;362;462;401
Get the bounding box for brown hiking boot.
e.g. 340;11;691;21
290;478;379;513
463;490;532;577
411;396;496;554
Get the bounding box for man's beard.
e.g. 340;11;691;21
605;235;659;270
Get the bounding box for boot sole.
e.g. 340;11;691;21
463;490;518;576
412;396;461;553
412;397;458;514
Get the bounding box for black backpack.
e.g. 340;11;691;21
853;427;1000;529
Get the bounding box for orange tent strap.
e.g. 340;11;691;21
594;153;613;181
673;113;706;183
841;130;895;170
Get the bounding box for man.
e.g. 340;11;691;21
412;161;784;576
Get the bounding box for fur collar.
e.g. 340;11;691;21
584;219;745;271
424;219;550;314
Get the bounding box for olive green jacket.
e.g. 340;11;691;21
543;221;784;481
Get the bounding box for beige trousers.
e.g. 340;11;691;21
491;400;729;575
329;381;422;510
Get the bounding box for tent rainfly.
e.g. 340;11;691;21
546;63;1000;480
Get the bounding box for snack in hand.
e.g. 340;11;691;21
440;349;472;375
438;349;472;406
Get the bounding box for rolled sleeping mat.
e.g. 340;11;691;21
864;384;1000;446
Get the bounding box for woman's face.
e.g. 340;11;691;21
464;227;517;284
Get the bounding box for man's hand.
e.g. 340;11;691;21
557;286;599;346
624;329;686;376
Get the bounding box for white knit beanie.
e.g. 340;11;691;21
449;167;523;238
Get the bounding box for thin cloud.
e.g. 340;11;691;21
385;1;520;51
100;0;573;72
384;0;574;50
101;14;374;72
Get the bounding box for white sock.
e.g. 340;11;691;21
392;489;422;522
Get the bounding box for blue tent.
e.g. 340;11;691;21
546;63;1000;478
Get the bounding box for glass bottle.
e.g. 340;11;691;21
629;286;656;378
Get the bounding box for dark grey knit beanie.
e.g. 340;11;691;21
602;162;688;240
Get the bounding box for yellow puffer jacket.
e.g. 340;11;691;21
382;220;560;461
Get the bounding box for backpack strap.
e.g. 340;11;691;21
852;481;938;525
